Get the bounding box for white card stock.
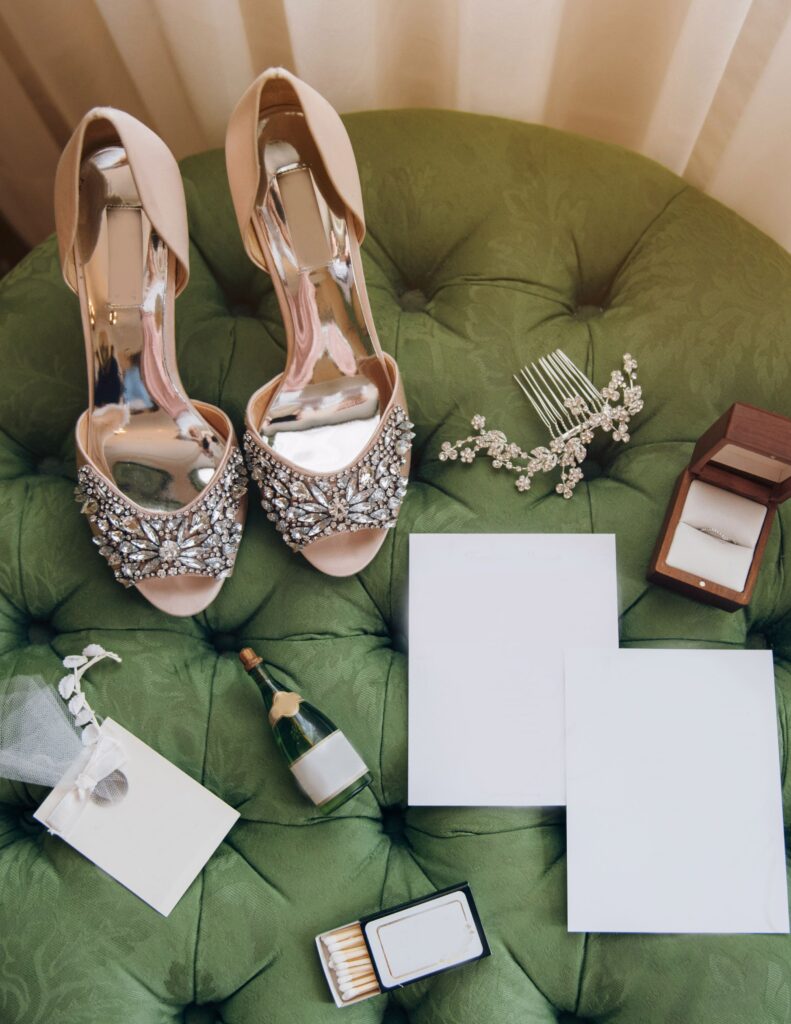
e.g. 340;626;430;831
565;649;789;934
35;719;239;916
408;533;618;806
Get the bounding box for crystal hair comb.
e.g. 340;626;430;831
440;351;642;498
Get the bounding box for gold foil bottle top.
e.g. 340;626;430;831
269;690;304;725
239;647;262;670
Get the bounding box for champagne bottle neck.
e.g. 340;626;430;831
248;662;290;705
249;664;307;725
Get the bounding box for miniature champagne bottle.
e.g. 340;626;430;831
239;647;372;813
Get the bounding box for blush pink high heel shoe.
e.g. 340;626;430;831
55;107;247;616
225;68;413;577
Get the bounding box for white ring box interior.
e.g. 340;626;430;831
665;480;767;592
649;403;791;610
315;883;490;1007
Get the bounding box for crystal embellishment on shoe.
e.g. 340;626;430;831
74;448;247;587
244;407;414;551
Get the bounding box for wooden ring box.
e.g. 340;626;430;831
648;403;791;611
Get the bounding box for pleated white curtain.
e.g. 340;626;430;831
2;0;791;250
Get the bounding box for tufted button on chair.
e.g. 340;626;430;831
1;110;790;1022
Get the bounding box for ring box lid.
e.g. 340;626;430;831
690;403;791;505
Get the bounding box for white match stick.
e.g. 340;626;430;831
341;981;380;1001
337;967;376;982
339;978;377;991
330;954;369;968
329;947;367;960
322;932;360;950
340;978;376;994
327;925;362;942
325;935;366;952
336;961;373;974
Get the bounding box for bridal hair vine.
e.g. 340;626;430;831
439;350;642;498
57;644;122;746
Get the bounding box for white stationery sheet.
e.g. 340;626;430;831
35;719;240;916
408;533;619;806
565;649;789;934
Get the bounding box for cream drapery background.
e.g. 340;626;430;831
2;0;791;250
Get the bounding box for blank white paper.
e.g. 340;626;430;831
35;719;239;916
565;649;789;934
408;533;618;806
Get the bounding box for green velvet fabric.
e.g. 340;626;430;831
1;109;790;1023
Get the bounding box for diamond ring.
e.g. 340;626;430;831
697;526;736;544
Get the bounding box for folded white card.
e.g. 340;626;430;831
34;719;239;916
565;649;789;934
409;533;619;806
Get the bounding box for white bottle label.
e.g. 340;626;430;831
290;731;368;806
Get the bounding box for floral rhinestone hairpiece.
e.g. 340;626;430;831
440;350;642;499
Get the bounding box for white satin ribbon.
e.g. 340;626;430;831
44;733;126;837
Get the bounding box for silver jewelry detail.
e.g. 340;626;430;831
243;406;414;551
440;351;642;499
697;526;737;544
74;447;247;587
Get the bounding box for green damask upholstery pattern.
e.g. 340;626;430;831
1;110;791;1023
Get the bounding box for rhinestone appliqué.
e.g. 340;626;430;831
74;447;247;587
243;406;414;551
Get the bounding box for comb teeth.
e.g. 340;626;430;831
514;349;604;439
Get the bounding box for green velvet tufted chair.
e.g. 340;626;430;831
1;109;790;1023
